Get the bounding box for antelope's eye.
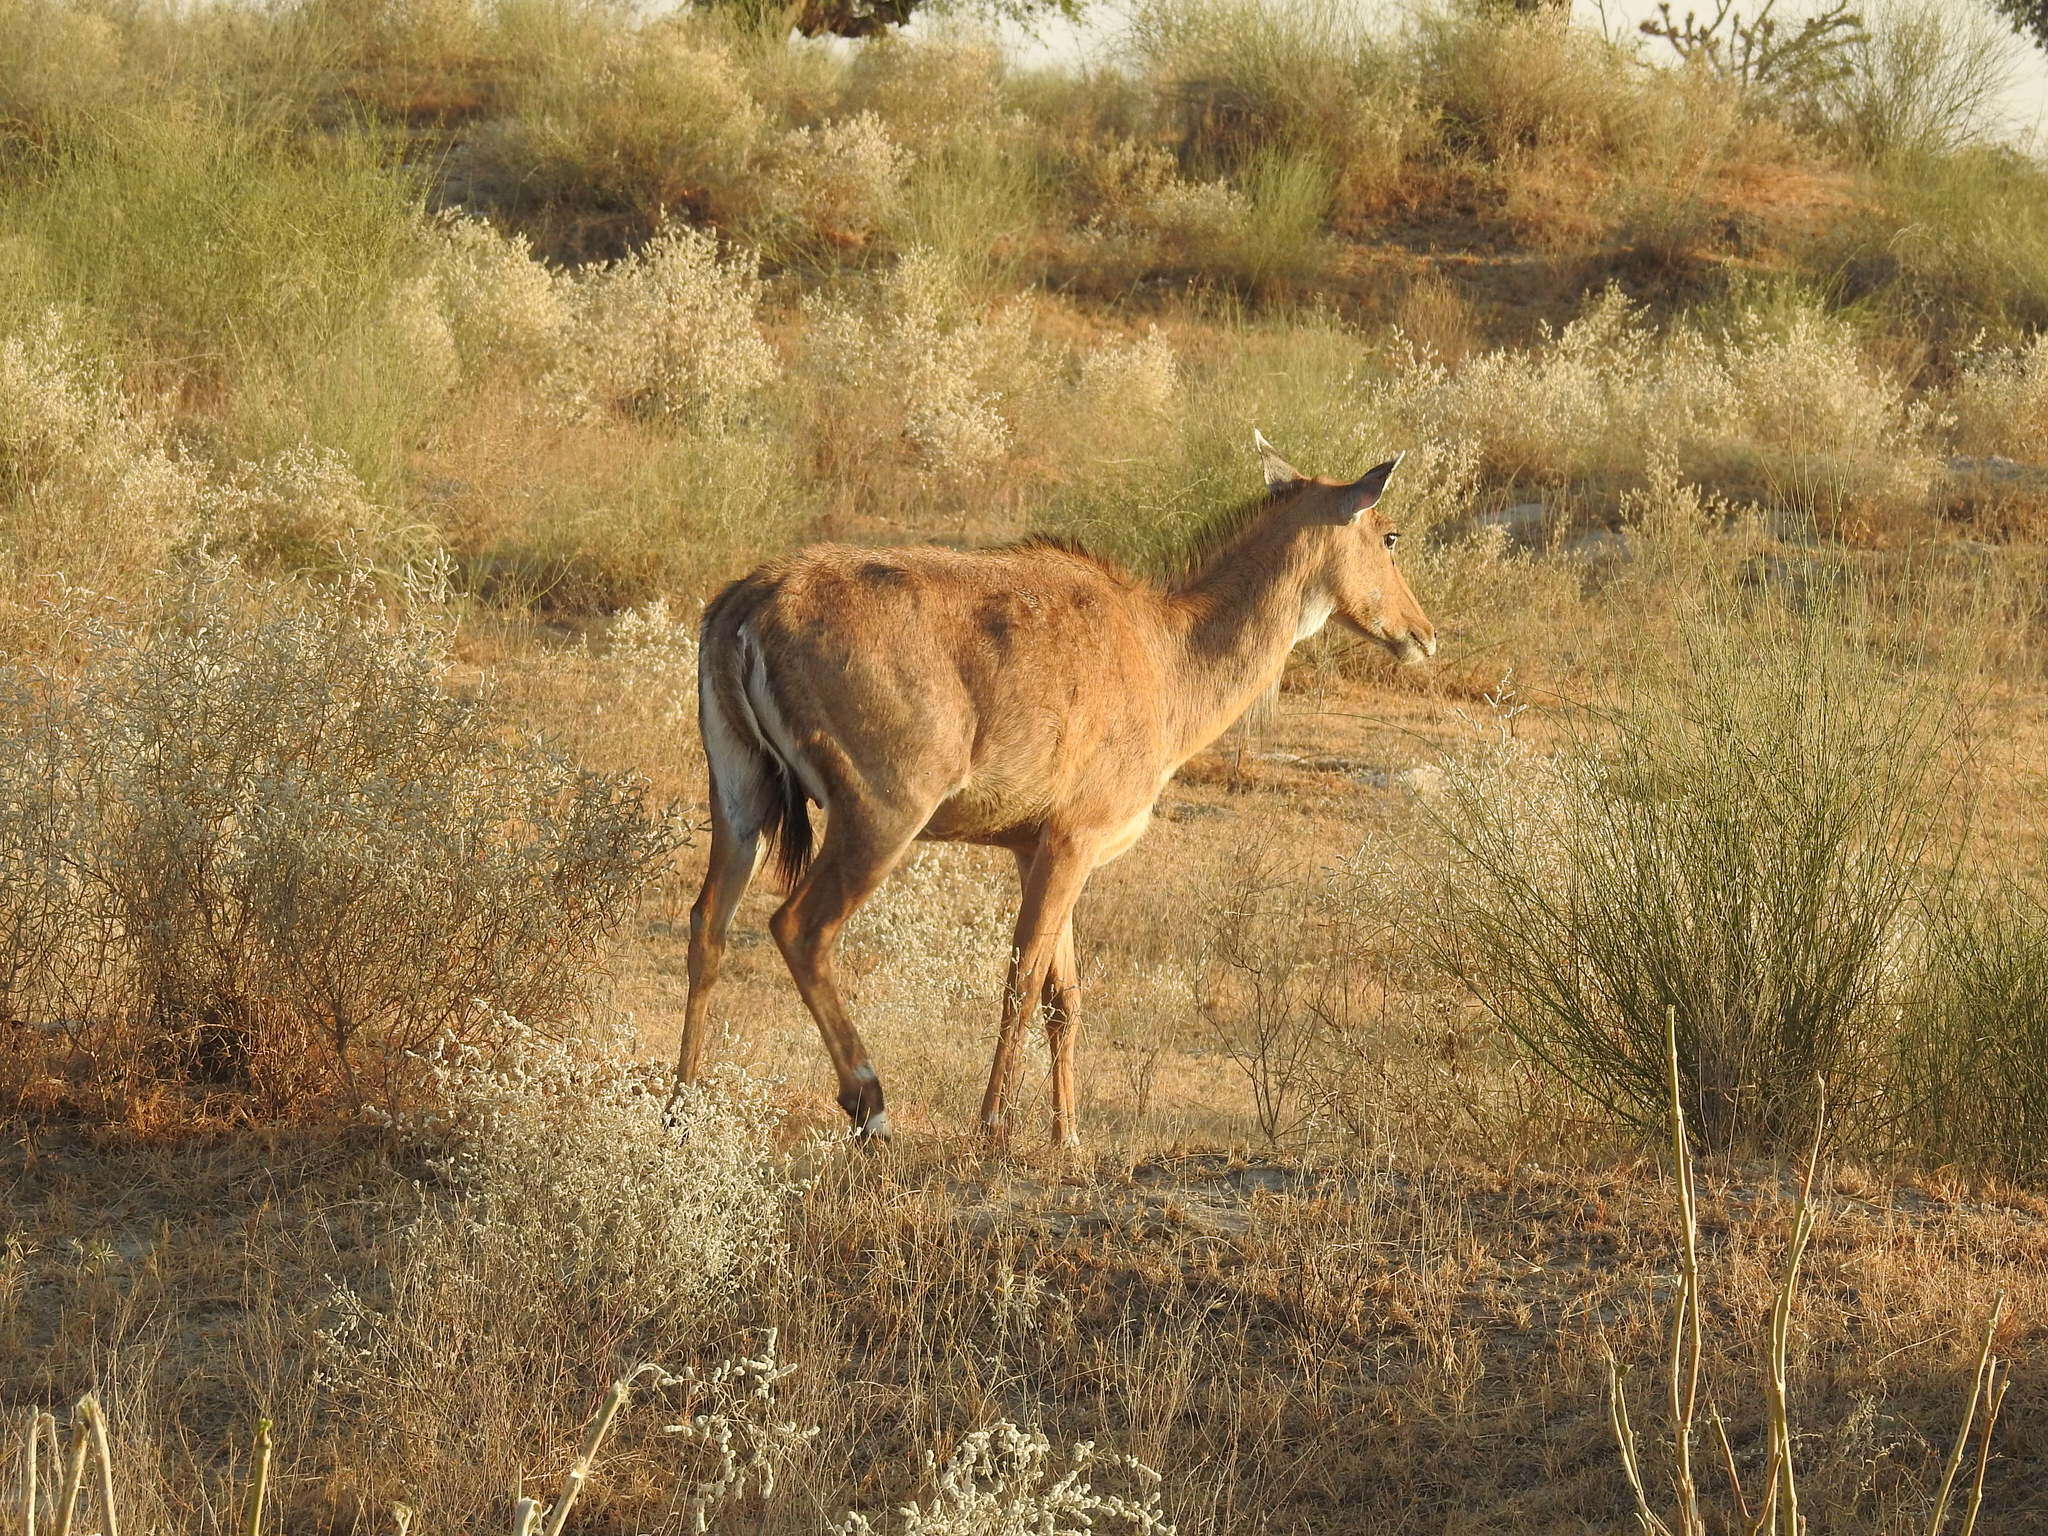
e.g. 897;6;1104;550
1383;530;1400;551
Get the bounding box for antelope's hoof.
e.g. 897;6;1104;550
838;1077;888;1145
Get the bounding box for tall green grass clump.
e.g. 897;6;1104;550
1418;599;1960;1153
0;105;421;362
0;101;449;485
1411;6;1644;165
1824;145;2048;349
1901;880;2048;1182
1129;0;1422;223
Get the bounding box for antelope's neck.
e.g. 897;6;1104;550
1158;526;1325;762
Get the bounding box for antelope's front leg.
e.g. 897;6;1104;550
981;835;1092;1146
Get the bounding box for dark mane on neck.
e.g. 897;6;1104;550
1163;485;1290;588
1004;486;1288;591
999;533;1141;585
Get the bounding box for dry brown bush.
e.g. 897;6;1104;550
1;568;679;1118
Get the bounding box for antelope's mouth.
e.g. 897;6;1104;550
1388;632;1436;665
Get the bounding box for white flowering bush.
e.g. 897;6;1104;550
765;112;913;252
1728;298;1911;467
0;569;679;1115
1137;177;1251;252
1076;326;1181;420
425;212;570;378
310;1029;796;1524
804;247;1038;482
1388;289;1647;480
1381;288;1936;500
832;1423;1175;1536
379;270;460;397
1052;325;1185;467
1949;333;2048;458
545;221;778;428
404;1018;792;1318
195;441;435;573
1072;140;1178;223
0;309;205;579
661;1331;819;1533
601;596;702;728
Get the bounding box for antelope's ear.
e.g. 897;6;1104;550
1254;428;1303;491
1332;454;1404;524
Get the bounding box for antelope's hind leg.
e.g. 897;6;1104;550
667;803;762;1121
768;803;923;1142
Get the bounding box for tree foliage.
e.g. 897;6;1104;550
1987;0;2048;52
710;0;1079;39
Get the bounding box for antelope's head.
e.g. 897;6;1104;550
1257;433;1437;665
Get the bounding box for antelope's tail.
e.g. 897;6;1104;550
697;585;815;890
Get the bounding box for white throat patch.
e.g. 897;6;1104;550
1293;595;1335;643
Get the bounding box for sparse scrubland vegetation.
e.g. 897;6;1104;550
5;0;2048;1530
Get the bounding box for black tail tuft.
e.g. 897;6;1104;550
762;758;814;891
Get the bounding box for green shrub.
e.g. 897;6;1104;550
1223;149;1334;296
0;0;135;154
0;100;451;485
1417;602;1958;1153
450;10;776;257
885;126;1050;295
480;424;806;609
0;569;680;1117
843;27;1005;154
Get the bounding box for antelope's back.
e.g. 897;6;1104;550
721;542;1169;822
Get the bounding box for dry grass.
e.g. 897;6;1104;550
5;1119;2043;1533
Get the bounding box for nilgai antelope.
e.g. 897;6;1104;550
671;436;1436;1147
